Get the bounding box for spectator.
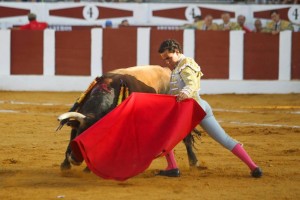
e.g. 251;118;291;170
237;15;252;33
182;15;202;29
281;0;299;4
193;15;202;23
195;15;219;30
119;19;130;27
105;20;113;28
253;19;267;33
19;13;48;30
265;10;294;35
219;12;241;31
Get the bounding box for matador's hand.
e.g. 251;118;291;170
176;92;188;102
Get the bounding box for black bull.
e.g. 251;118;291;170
57;65;201;171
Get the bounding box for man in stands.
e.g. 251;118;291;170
195;15;219;30
253;19;267;33
219;12;241;31
19;13;48;30
265;10;294;35
237;15;251;33
182;15;202;29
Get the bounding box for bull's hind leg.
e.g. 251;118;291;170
183;134;199;167
60;129;77;170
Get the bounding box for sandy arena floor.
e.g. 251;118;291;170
0;91;299;200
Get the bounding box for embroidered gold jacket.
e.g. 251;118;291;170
218;22;241;30
265;20;294;32
169;56;203;102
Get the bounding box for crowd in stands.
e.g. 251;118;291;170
247;0;299;3
16;9;297;32
182;10;296;34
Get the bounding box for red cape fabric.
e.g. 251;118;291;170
71;93;206;181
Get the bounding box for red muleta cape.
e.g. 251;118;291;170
71;93;206;181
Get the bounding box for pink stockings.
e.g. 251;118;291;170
231;143;258;171
165;144;258;171
165;150;178;170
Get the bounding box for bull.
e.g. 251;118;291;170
57;65;201;172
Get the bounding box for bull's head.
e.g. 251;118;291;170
57;77;116;134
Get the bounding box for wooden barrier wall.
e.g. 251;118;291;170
0;28;299;93
6;29;300;80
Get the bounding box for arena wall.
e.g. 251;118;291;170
0;3;299;93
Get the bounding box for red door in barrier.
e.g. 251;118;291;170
292;32;300;80
55;30;91;76
244;33;279;80
11;30;44;75
195;31;230;79
102;28;137;72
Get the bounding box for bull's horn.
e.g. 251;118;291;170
56;112;86;131
57;112;86;122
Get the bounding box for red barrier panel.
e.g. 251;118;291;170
195;30;229;79
55;30;91;76
102;28;137;72
149;29;183;68
11;30;44;75
244;33;279;80
292;32;300;80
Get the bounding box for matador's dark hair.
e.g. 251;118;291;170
158;39;182;54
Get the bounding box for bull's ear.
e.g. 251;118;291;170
96;76;104;82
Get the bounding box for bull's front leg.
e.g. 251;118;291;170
60;128;77;170
183;133;199;167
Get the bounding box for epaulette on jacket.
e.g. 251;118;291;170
178;57;201;73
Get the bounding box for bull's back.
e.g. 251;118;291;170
110;65;171;94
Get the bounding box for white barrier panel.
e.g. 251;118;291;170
0;30;10;76
229;30;244;80
0;75;93;92
1;75;300;94
137;28;151;66
200;80;300;94
91;28;103;77
183;29;195;59
43;29;55;76
279;30;292;81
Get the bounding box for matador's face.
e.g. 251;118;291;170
160;50;181;69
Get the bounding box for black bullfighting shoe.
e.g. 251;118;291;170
156;168;180;177
251;167;263;178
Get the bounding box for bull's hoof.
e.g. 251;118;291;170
190;161;208;170
60;161;71;171
67;154;82;166
83;167;91;173
189;159;200;167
